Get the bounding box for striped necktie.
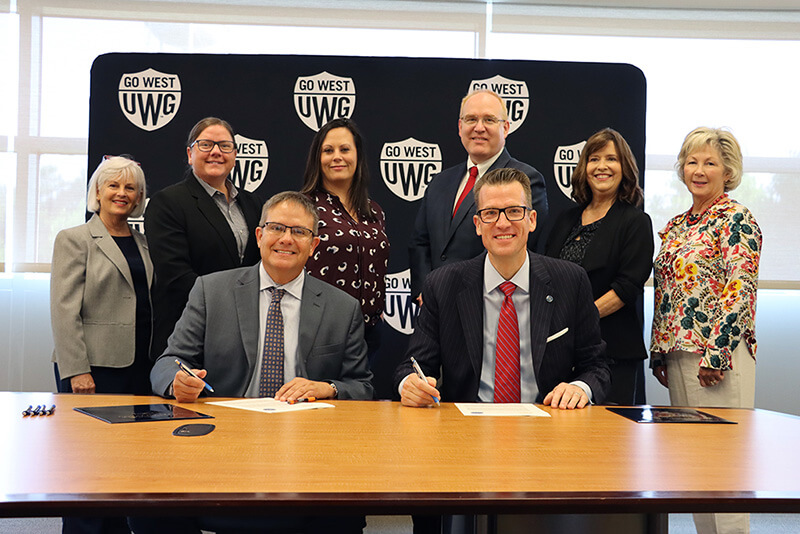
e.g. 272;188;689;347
495;281;521;403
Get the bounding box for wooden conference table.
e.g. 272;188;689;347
2;392;800;524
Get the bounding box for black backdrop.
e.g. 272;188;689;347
89;53;646;399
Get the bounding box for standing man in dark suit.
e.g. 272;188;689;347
408;89;548;301
396;168;608;408
145;117;262;361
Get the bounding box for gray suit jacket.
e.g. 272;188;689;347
408;148;548;297
50;214;154;379
150;265;374;400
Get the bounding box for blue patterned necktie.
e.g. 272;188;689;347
259;287;286;397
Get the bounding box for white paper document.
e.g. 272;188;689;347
207;397;334;414
455;403;550;417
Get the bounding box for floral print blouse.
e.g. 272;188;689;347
650;194;761;371
305;191;390;328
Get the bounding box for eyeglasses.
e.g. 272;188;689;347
460;115;506;127
190;139;236;153
476;206;529;223
103;154;141;166
262;222;316;239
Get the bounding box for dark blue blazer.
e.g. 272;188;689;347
394;252;610;404
408;148;548;298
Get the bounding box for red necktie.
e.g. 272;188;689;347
495;281;521;403
453;165;478;217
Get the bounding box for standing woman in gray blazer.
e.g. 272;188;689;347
51;155;153;395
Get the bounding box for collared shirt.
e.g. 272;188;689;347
452;149;504;212
193;172;249;262
479;253;593;403
479;253;537;402
244;264;305;398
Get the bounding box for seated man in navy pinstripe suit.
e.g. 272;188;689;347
395;167;610;409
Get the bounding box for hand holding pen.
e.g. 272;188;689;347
400;357;441;407
173;359;214;403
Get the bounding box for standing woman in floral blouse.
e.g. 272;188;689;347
650;127;761;534
301;118;390;365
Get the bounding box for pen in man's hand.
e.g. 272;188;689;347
410;357;440;405
175;359;215;393
288;397;316;405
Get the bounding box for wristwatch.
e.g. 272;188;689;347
328;382;339;399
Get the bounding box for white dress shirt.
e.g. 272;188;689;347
244;265;305;397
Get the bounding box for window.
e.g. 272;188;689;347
12;10;475;268
488;32;800;283
4;1;799;285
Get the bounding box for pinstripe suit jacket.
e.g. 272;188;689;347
395;252;610;404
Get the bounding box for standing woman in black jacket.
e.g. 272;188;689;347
145;117;262;360
545;128;653;405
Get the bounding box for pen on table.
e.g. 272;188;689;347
175;359;215;393
410;357;440;405
288;397;316;405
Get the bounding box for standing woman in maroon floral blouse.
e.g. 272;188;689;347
301;118;390;364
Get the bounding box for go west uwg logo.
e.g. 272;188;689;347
294;71;355;131
231;134;269;193
553;141;586;199
383;270;419;335
469;75;529;134
118;68;181;131
380;138;442;202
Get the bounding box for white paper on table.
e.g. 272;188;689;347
455;403;550;417
207;397;334;414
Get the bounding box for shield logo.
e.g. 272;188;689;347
468;75;529;134
380;137;442;202
231;134;269;193
128;198;149;235
294;71;356;131
118;68;181;131
553;141;587;199
383;269;419;335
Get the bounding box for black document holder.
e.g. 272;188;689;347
74;404;213;424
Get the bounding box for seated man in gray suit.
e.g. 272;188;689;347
151;190;373;403
138;192;371;534
396;168;609;409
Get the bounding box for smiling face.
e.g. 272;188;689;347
187;124;237;186
96;174;141;221
320;127;357;191
683;144;730;213
458;92;510;164
586;141;623;201
256;200;320;285
474;182;536;274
